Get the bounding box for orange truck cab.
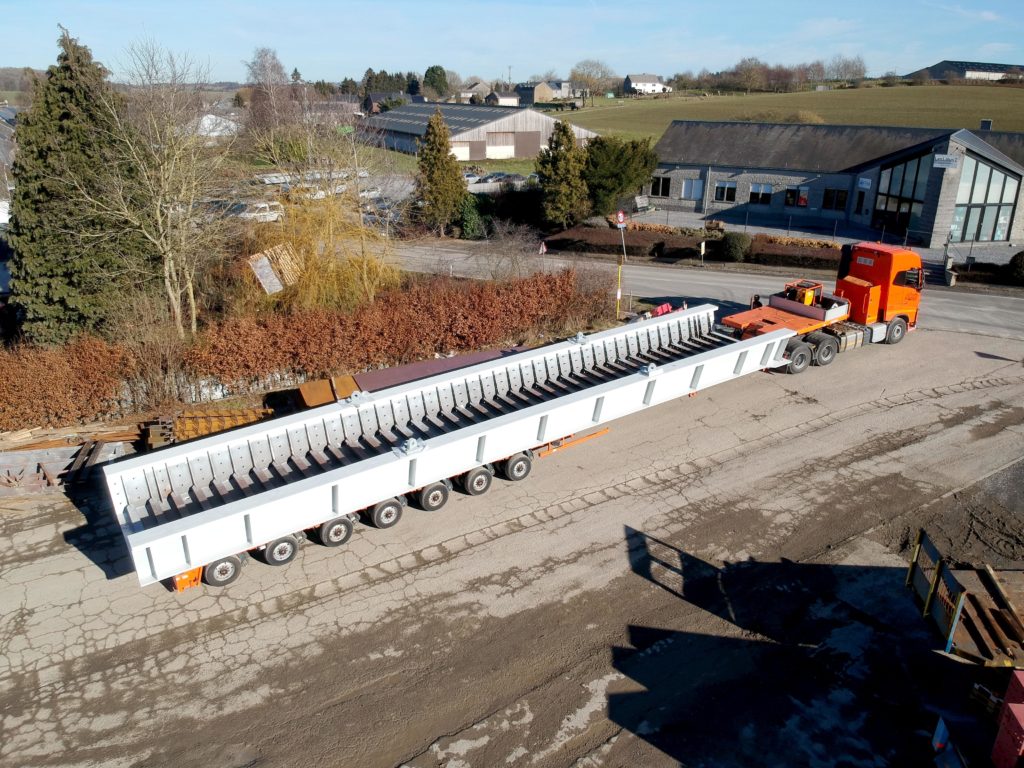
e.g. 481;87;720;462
721;242;924;374
833;242;923;328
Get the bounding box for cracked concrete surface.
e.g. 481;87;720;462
0;329;1022;767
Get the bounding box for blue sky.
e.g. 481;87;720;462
2;0;1022;83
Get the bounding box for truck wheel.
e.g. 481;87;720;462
317;517;354;547
501;453;532;481
785;341;812;374
263;536;299;566
812;336;838;366
370;498;403;528
416;482;449;511
203;555;242;587
886;317;907;344
461;467;493;496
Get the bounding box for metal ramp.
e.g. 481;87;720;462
103;306;795;586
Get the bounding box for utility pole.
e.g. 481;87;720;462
508;65;512;89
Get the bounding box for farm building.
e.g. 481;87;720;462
361;103;597;161
485;91;519;107
648;120;1024;247
514;82;554;106
624;74;672;95
904;60;1024;81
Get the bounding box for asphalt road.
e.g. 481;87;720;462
396;240;1024;340
1;244;1023;767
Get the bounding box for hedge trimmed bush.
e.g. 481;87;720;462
718;232;751;262
1008;251;1024;285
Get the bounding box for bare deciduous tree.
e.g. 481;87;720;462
570;59;616;106
65;41;233;338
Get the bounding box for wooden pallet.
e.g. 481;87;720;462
907;529;1024;668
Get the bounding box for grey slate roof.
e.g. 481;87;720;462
626;74;662;83
653;120;1024;174
363;103;520;137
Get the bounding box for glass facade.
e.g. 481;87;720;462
873;153;931;235
949;154;1019;242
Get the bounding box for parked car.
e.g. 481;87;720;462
478;172;508;184
463;172;481;184
227;201;285;223
502;173;527;185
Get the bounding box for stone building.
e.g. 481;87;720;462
647;120;1024;247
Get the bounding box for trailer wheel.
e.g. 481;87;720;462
461;467;493;496
203;555;243;587
370;498;403;528
317;517;354;547
416;482;450;511
263;536;299;566
885;317;907;345
811;336;838;367
501;453;532;481
785;340;812;374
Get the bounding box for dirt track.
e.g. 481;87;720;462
1;328;1022;768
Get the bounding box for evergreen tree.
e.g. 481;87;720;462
291;67;302;84
8;30;126;345
423;65;448;97
582;136;658;215
536;120;590;229
415;109;465;235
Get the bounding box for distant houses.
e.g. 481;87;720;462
485;91;519;107
624;74;672;95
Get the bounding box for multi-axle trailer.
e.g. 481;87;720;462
102;242;923;591
103;306;794;589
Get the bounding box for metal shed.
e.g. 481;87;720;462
362;104;597;161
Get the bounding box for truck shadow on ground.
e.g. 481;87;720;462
62;480;134;580
609;526;988;767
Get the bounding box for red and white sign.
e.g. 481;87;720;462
616;210;626;224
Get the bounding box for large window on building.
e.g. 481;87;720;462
749;183;772;205
949;154;1019;242
681;179;704;200
873;154;932;236
784;186;809;207
822;189;848;211
714;181;736;202
650;177;671;197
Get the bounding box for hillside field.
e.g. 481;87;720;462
565;85;1024;141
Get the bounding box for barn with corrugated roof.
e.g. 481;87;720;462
361;103;596;161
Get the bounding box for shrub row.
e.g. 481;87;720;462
0;337;133;431
953;252;1024;287
185;270;610;388
0;271;612;432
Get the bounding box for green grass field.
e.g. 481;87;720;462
565;85;1024;141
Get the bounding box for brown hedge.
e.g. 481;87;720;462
184;270;610;386
0;337;133;431
0;271;611;431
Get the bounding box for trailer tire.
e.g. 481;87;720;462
461;467;493;496
885;317;907;345
810;335;838;367
263;536;299;566
501;453;532;481
317;517;354;547
370;498;403;528
785;340;812;374
203;555;242;587
416;482;450;511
